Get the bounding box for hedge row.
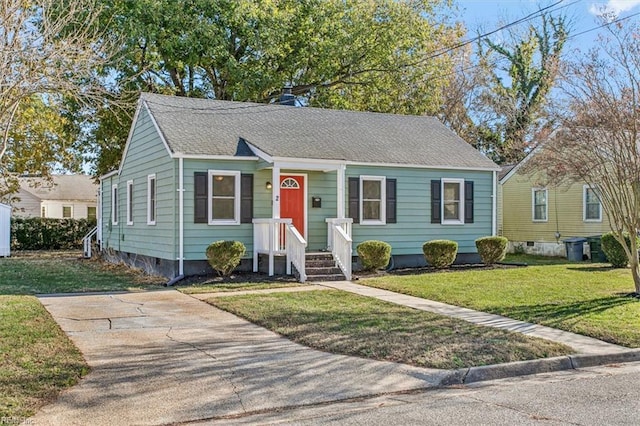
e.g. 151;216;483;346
11;217;97;250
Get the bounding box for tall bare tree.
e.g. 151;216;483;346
531;18;640;293
0;0;120;197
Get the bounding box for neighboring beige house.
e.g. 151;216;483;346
499;156;611;257
8;175;98;220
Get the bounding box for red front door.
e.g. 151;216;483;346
280;175;305;237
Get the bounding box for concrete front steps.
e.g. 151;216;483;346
304;252;346;282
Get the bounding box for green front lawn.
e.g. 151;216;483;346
209;290;572;370
0;296;89;419
362;260;640;347
0;255;164;295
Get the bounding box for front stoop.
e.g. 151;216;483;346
305;252;346;282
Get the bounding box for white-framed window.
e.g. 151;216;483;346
208;170;241;225
62;206;72;218
147;174;156;225
111;184;118;225
442;178;465;224
532;188;548;222
583;185;602;222
41;206;46;218
360;176;386;225
126;180;134;225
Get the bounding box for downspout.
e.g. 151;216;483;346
168;156;185;286
178;156;184;276
492;170;497;236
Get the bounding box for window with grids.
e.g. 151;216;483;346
532;188;548;221
127;180;134;225
62;206;72;218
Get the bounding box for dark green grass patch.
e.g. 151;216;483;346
209;290;572;370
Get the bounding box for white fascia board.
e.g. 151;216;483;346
346;160;501;172
99;170;119;180
172;153;259;161
143;101;174;158
242;141;273;163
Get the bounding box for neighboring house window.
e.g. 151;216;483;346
208;170;241;225
147;174;156;225
431;179;474;224
41;206;46;218
584;185;602;222
112;184;118;225
127;180;134;225
532;188;548;222
62;206;72;218
87;206;97;221
441;178;465;224
360;176;386;225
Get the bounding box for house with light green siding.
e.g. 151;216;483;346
99;93;499;281
499;150;611;257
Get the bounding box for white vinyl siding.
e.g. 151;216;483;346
126;180;134;225
147;174;156;225
208;170;241;225
583;185;602;222
442;178;464;225
360;176;385;225
532;188;548;222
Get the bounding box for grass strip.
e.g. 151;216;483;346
209;290;572;370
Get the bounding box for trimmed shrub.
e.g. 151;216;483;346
206;240;246;276
601;232;639;268
357;240;392;271
11;217;96;250
475;236;508;265
422;240;458;269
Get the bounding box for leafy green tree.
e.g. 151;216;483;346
92;0;462;173
475;12;568;164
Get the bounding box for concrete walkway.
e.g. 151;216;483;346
319;281;631;355
33;290;451;426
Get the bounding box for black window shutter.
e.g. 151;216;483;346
464;180;474;224
348;177;359;224
240;174;253;224
386;178;396;224
194;172;208;223
431;180;441;224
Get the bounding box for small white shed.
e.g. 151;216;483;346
0;203;10;257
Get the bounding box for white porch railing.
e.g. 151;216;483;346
326;218;353;280
253;218;308;281
285;224;307;282
325;218;352;250
82;226;98;258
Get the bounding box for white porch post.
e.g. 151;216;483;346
337;164;346;219
270;165;281;276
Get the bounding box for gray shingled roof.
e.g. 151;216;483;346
141;92;498;170
19;175;98;201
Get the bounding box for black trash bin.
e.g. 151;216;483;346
564;237;587;262
586;235;607;262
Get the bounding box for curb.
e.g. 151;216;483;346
439;349;640;386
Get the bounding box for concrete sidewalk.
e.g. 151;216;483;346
33;290;450;426
319;281;631;355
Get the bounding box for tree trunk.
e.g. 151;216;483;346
631;246;640;295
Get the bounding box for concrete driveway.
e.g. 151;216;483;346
33;290;448;426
